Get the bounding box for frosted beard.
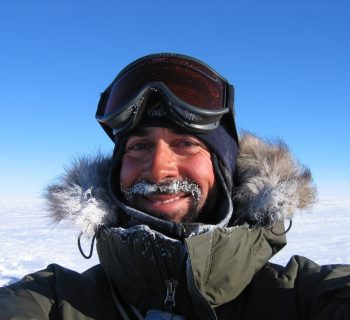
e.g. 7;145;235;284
121;179;202;223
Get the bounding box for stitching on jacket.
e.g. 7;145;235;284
204;231;215;284
248;228;256;271
26;288;52;317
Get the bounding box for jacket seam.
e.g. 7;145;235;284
248;228;256;272
204;231;215;284
26;288;51;317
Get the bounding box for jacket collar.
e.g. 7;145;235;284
96;220;287;317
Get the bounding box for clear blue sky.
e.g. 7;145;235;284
1;0;349;198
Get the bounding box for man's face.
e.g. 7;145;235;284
119;127;217;223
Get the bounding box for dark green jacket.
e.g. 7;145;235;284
1;227;350;319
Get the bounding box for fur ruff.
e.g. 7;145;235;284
44;133;317;236
233;134;316;226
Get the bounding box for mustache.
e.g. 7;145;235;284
121;179;202;202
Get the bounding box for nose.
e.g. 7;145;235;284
146;141;179;183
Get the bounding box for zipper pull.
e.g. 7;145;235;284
164;279;178;311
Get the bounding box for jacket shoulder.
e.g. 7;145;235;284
244;255;350;320
0;264;119;319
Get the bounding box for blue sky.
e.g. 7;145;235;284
1;0;349;198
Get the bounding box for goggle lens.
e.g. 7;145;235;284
103;56;227;117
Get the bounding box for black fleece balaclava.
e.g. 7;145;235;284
109;94;239;231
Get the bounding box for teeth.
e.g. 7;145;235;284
153;197;181;204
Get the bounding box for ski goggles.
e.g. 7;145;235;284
96;53;236;140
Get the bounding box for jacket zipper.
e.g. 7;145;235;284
164;279;178;311
148;233;180;313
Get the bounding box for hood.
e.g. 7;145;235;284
44;132;317;317
44;133;316;237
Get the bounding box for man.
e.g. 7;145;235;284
1;53;349;319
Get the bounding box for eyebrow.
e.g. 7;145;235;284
125;127;209;150
127;128;150;137
127;127;191;138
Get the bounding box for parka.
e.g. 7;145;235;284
1;134;349;319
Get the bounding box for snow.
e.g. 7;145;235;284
271;196;350;265
1;196;349;287
0;197;99;286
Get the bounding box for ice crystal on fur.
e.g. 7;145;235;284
44;153;116;237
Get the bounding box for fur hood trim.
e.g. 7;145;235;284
44;133;317;236
233;134;316;226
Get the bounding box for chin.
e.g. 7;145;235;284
130;199;203;223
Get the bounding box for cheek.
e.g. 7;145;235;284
120;156;142;189
181;156;216;192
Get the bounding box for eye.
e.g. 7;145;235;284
176;140;198;148
126;142;150;151
172;139;204;156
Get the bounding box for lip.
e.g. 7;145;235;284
150;196;182;204
146;193;187;202
140;194;189;213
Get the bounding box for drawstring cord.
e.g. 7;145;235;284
77;232;97;259
268;219;293;236
78;229;144;319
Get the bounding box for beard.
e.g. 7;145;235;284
121;179;204;223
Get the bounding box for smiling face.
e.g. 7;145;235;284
119;127;217;223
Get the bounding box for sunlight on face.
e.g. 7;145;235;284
119;127;217;223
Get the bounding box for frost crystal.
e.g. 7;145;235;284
122;179;202;203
